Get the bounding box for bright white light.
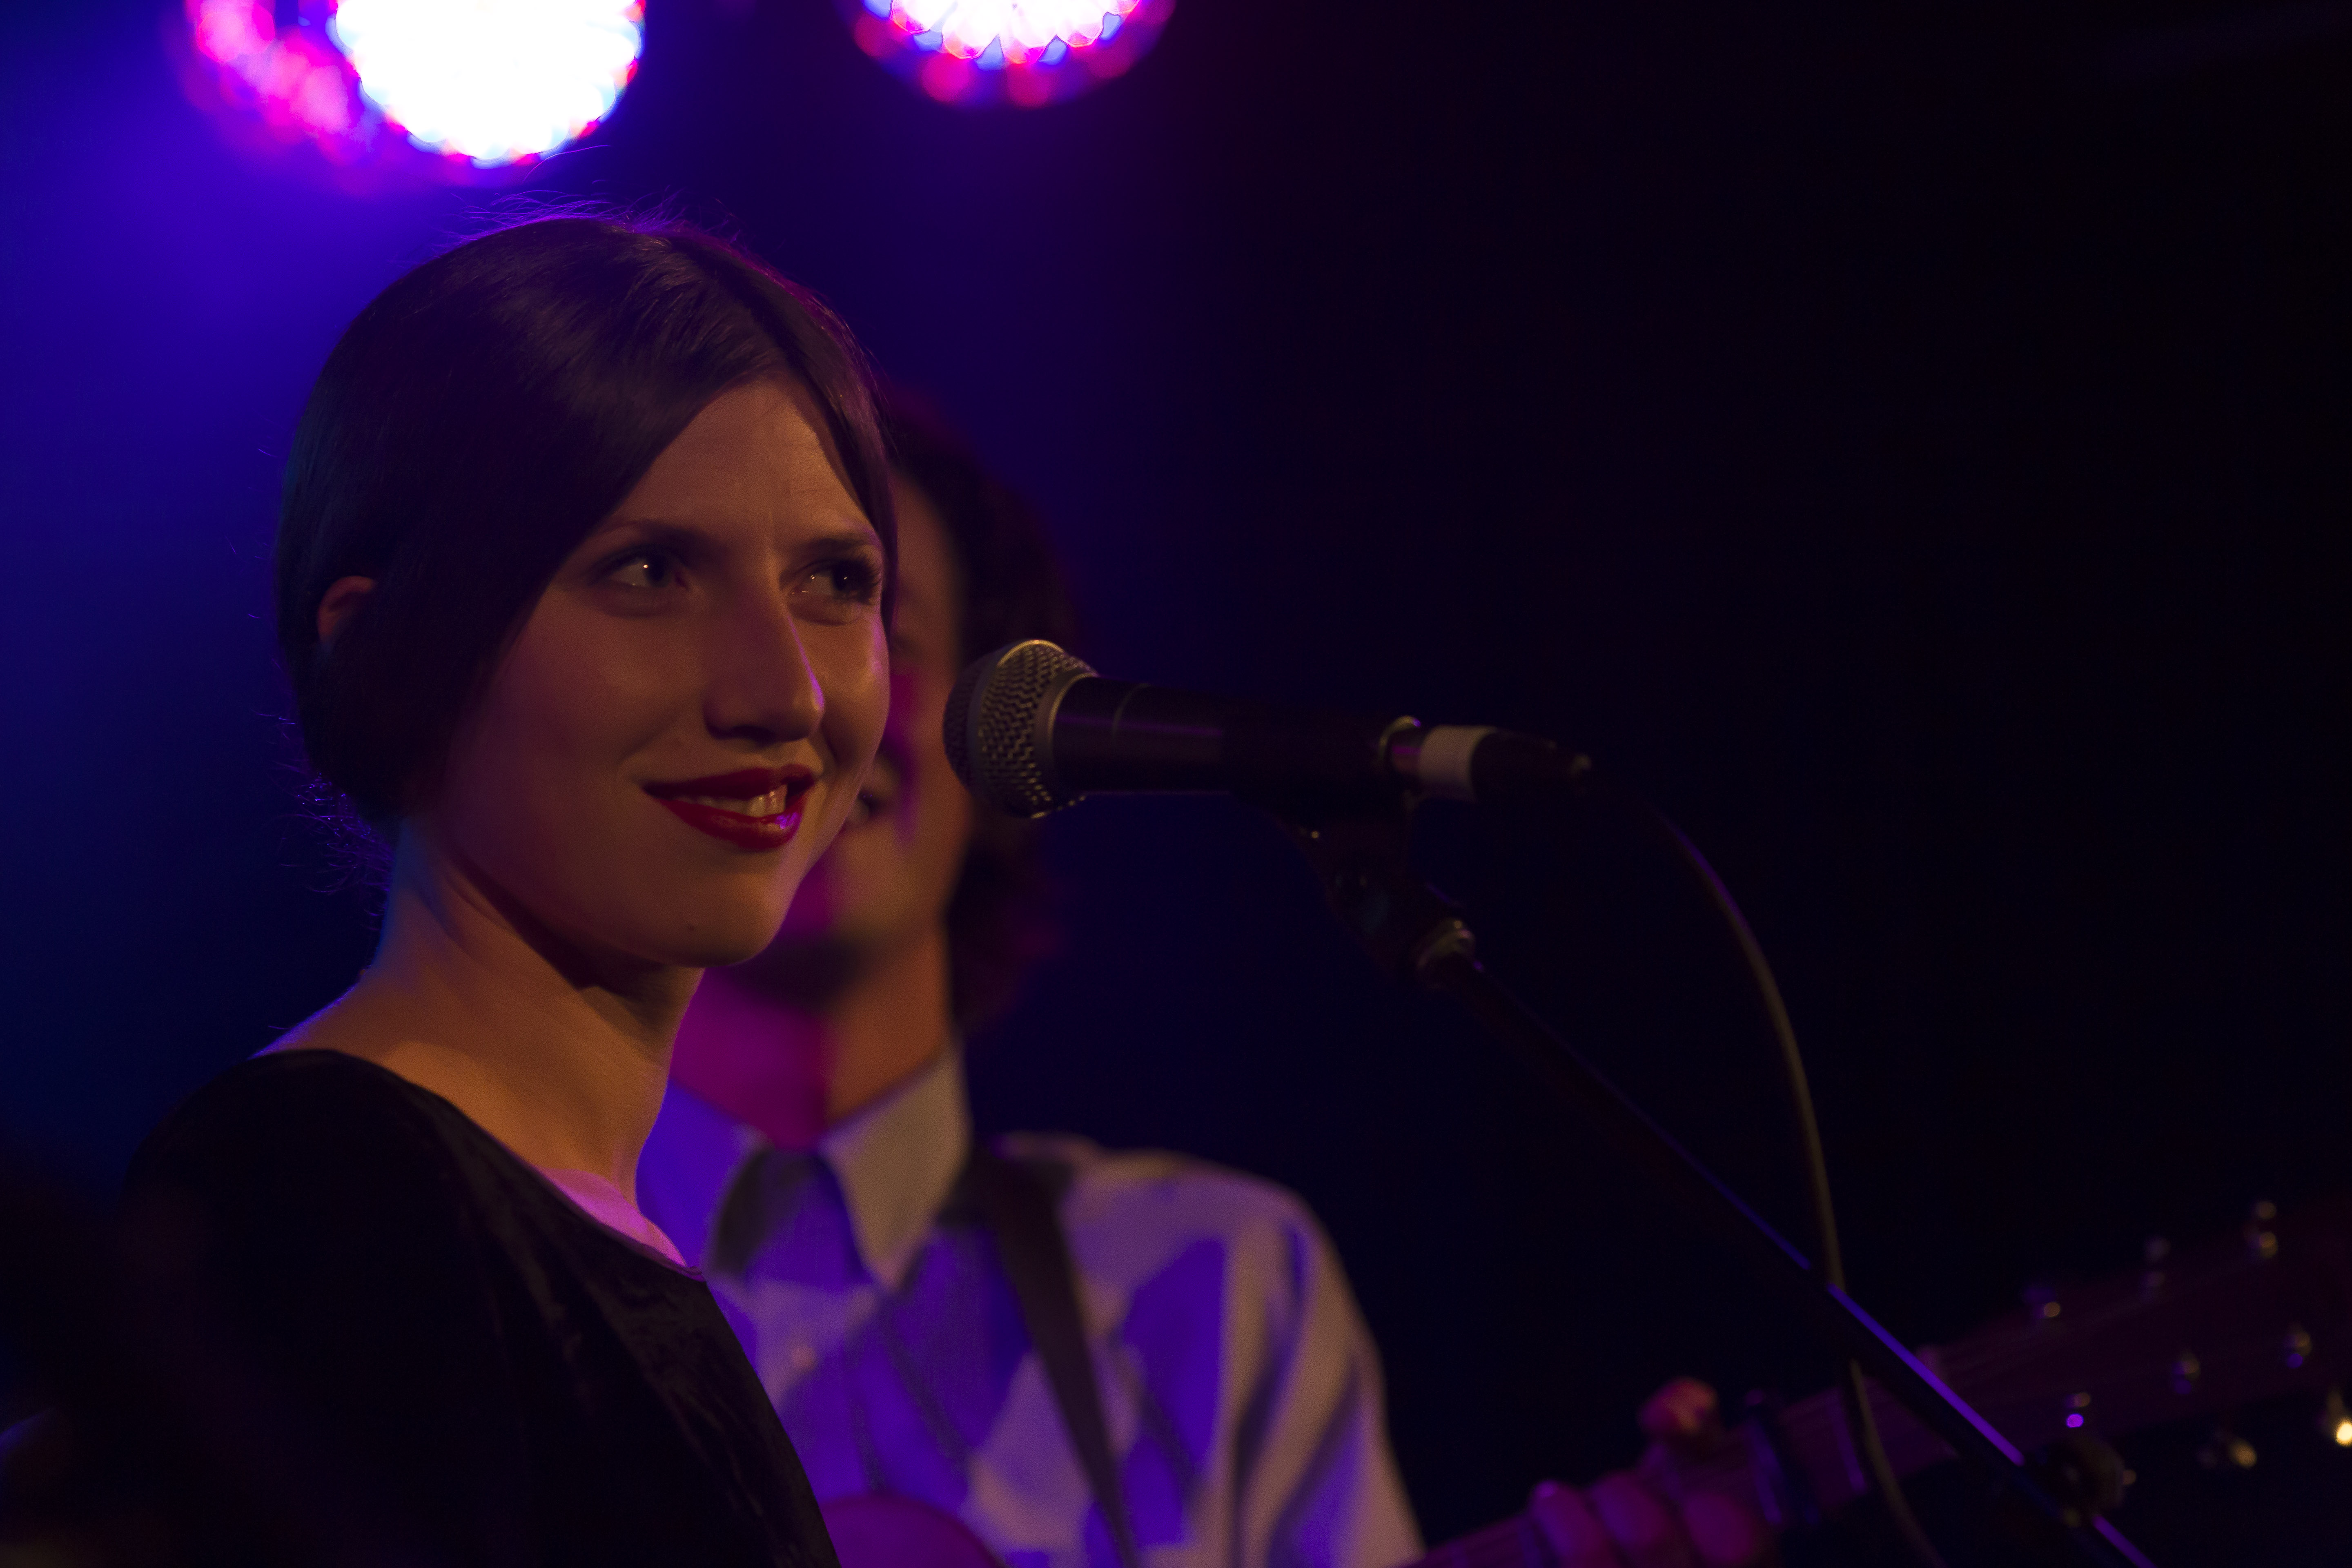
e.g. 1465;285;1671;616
331;0;642;166
895;0;1134;61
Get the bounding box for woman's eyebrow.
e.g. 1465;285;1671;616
579;516;708;555
803;523;885;556
578;516;883;558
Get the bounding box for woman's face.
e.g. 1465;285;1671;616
419;379;890;972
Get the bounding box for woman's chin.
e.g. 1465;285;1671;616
628;891;800;972
662;929;782;972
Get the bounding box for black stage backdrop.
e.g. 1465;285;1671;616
2;0;2347;1559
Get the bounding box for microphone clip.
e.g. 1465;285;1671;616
1275;795;1475;989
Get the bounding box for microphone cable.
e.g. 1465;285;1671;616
1627;797;1945;1567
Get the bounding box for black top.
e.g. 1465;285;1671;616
117;1050;840;1568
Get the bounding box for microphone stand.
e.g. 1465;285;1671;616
1270;800;2156;1568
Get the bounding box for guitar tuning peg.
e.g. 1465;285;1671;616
2197;1427;2258;1470
2284;1324;2314;1370
2141;1236;2169;1295
2321;1387;2352;1448
2245;1200;2279;1261
2022;1282;2062;1322
2031;1428;2132;1519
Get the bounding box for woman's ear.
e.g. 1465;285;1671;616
317;576;377;651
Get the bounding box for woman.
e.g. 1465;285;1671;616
93;215;888;1565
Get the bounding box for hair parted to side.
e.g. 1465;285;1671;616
276;212;896;827
879;388;1081;1029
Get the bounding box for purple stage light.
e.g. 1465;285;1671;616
842;0;1175;109
178;0;641;183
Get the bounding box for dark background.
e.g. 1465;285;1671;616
2;0;2348;1559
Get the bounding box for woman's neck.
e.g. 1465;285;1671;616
669;924;955;1153
277;837;690;1200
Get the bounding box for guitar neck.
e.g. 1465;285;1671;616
1774;1199;2352;1515
1406;1198;2352;1567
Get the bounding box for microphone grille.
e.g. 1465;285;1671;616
944;639;1097;817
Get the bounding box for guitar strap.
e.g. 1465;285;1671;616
959;1146;1143;1568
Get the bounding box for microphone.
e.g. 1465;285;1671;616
942;640;1590;818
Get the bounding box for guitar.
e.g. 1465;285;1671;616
819;1198;2352;1568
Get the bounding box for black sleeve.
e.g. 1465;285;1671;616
125;1060;536;1568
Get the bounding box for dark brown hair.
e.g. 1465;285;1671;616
276;214;895;825
880;391;1079;1028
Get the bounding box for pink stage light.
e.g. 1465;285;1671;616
177;0;641;185
842;0;1176;109
182;0;379;164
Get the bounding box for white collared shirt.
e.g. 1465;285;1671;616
638;1051;1422;1568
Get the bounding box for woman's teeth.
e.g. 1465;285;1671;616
676;788;792;817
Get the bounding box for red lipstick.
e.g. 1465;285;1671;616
645;767;812;853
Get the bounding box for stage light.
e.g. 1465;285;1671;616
332;0;643;166
178;0;639;180
184;0;377;163
842;0;1175;109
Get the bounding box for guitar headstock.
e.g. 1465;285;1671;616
1915;1196;2352;1460
1655;1196;2352;1526
1405;1198;2352;1567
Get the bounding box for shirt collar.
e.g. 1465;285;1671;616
637;1080;767;1271
817;1047;971;1292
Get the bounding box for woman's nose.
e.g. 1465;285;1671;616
702;587;822;746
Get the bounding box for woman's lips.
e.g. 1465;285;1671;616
655;797;802;851
646;768;811;852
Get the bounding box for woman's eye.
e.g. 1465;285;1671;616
604;551;677;590
801;557;883;606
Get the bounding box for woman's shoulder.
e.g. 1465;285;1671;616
126;1049;505;1249
134;1049;459;1178
119;1052;556;1416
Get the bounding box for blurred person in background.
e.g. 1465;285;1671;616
639;396;1768;1568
